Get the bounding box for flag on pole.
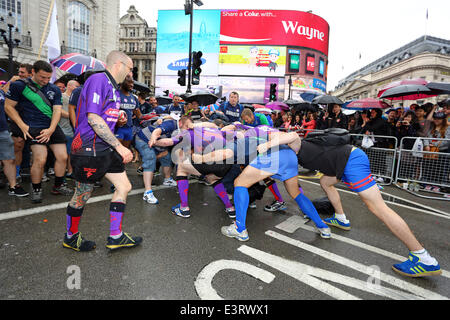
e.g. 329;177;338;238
44;2;60;61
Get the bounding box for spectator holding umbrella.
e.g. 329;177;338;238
396;111;419;149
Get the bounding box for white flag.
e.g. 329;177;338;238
44;2;60;61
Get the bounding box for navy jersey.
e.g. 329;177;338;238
219;102;243;123
119;92;139;128
6;79;63;128
0;90;7;131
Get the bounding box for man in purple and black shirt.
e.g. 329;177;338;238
63;51;143;253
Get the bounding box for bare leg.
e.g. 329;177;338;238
2;159;17;188
319;175;345;214
49;143;68;178
30;144;47;185
358;185;423;251
105;171;132;204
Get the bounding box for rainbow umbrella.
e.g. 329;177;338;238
51;53;106;76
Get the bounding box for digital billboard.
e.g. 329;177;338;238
219;45;286;77
155;9;329;101
156;10;221;76
220;76;285;104
220;10;330;55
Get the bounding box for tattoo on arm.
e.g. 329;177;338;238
87;113;121;148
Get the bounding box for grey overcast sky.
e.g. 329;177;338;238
120;0;450;91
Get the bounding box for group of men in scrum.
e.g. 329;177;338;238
62;51;441;278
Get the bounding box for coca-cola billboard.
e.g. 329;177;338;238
220;10;330;56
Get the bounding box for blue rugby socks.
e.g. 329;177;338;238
234;186;249;233
295;193;327;229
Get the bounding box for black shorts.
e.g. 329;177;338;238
71;149;125;184
192;162;232;178
8;121;21;138
28;126;66;146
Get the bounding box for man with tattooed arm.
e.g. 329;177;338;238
63;50;143;252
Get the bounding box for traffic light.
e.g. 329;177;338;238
269;83;277;101
177;69;186;86
192;51;203;85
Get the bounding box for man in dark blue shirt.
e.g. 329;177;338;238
216;91;243;123
166;94;183;116
0;89;28;197
137;92;152;115
115;76;141;148
4;60;72;203
148;96;166;115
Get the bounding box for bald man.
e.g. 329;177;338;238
63;50;143;252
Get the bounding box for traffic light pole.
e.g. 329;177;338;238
186;0;194;94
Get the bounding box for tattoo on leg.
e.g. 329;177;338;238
70;181;94;208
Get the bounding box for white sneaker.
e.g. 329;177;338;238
163;178;177;187
143;191;158;204
221;223;249;242
249;202;257;209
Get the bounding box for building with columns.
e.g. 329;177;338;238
331;36;450;107
0;0;120;80
119;5;157;93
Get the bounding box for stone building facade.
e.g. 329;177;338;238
0;0;120;79
119;5;156;93
331;36;450;107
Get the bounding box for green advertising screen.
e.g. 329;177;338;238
289;54;300;72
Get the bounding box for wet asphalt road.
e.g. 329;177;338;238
0;164;449;301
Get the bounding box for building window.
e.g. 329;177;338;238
144;76;151;88
67;1;90;54
0;0;21;32
144;60;151;71
145;42;151;52
129;42;135;52
129;28;135;37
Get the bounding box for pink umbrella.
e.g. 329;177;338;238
266;101;290;111
377;78;428;98
344;98;391;110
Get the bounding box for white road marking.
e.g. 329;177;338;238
0;182;190;222
265;230;449;300
195;259;275;300
238;245;423;300
275;216;450;279
299;178;450;219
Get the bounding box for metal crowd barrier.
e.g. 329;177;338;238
395;137;450;200
349;134;398;185
277;128;449;198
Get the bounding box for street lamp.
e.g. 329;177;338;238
184;0;203;94
0;12;21;79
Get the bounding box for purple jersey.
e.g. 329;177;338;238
72;72;121;156
171;127;229;153
225;124;278;140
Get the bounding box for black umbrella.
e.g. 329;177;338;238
181;91;219;106
312;95;344;105
291;103;319;113
155;95;173;105
134;80;151;93
379;84;436;100
283;99;305;107
426;82;450;95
